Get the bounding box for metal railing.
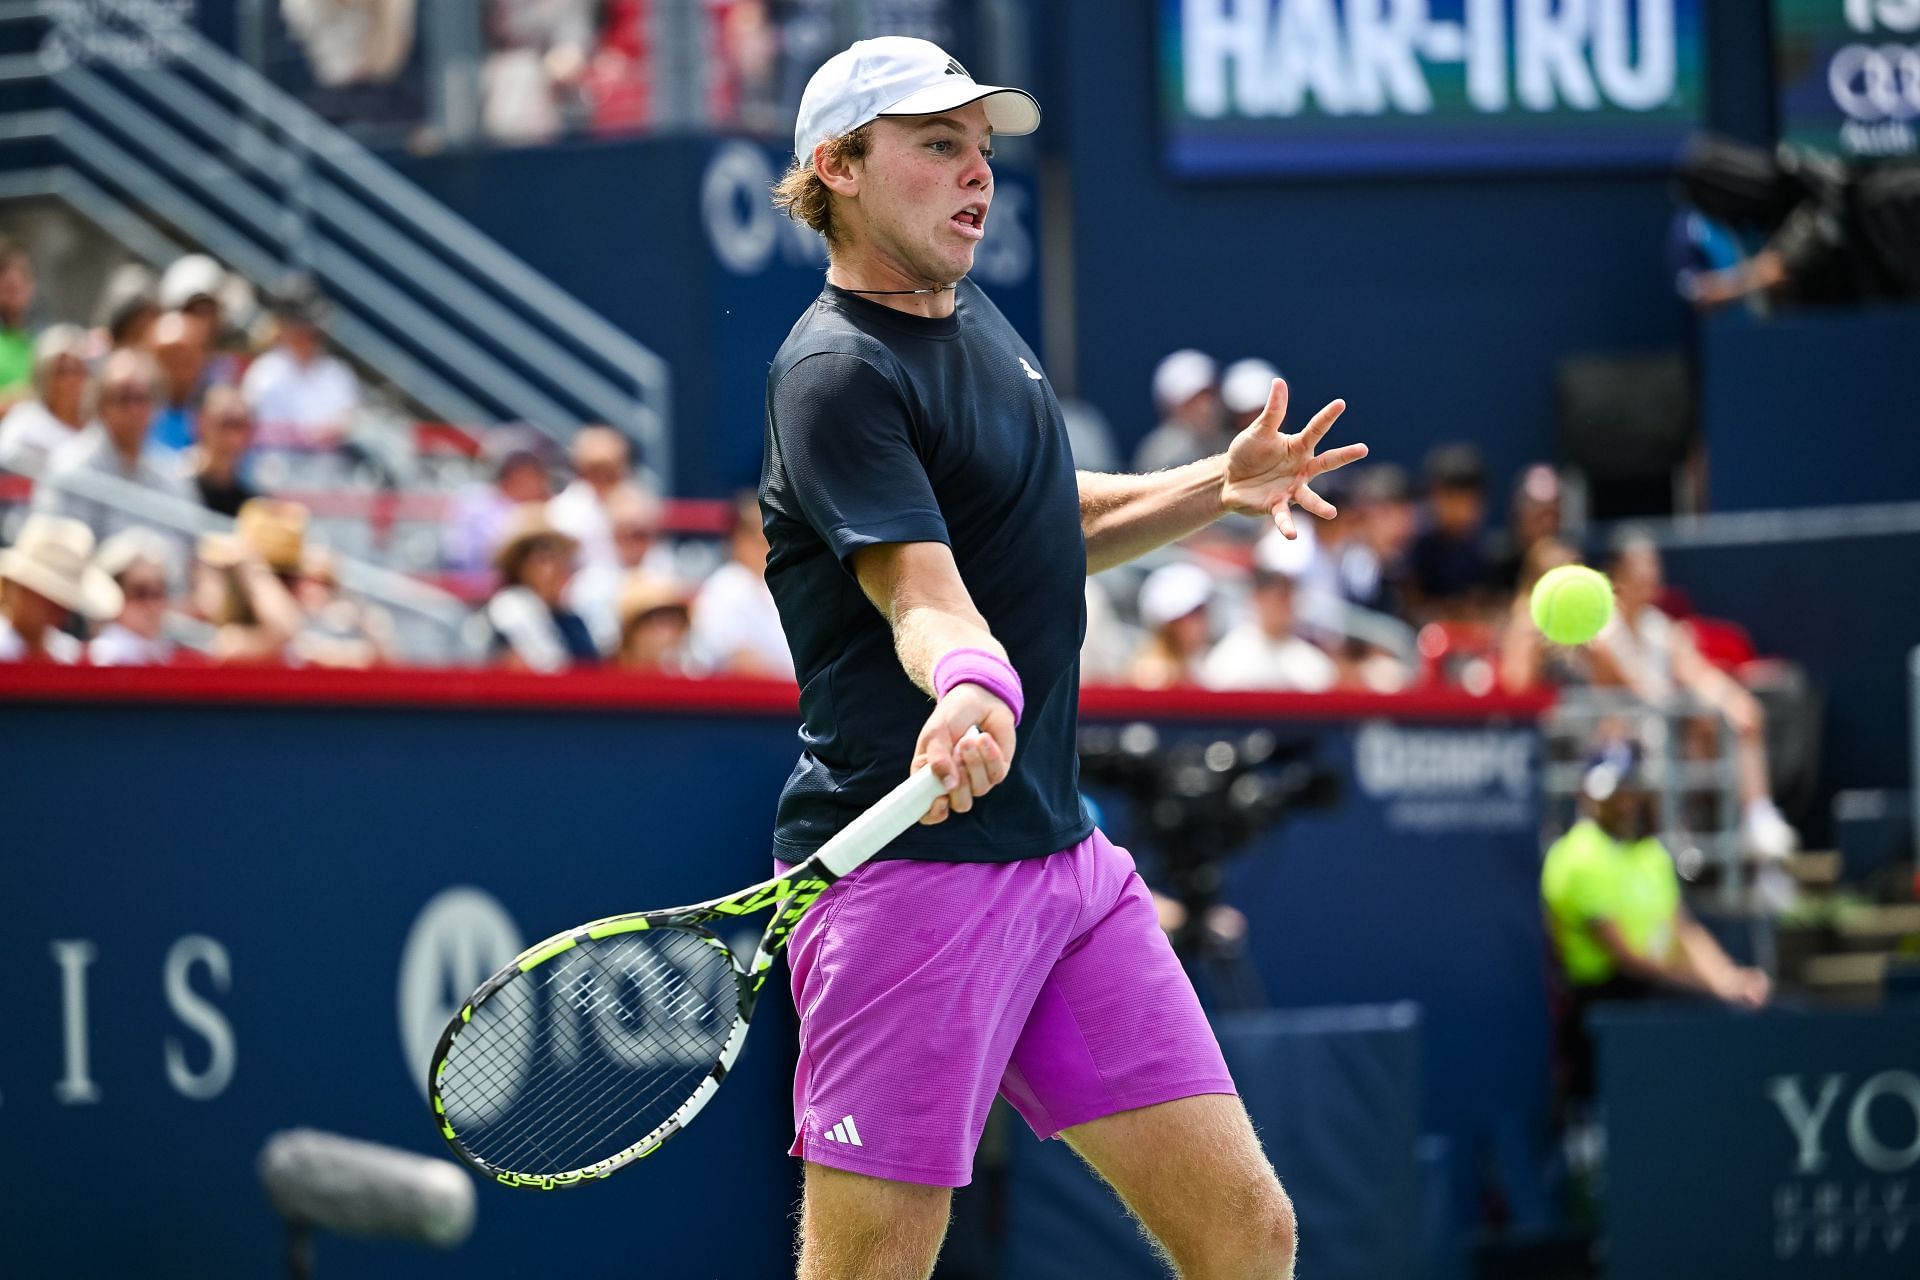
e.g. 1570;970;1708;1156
1542;686;1745;904
0;0;673;480
2;457;472;663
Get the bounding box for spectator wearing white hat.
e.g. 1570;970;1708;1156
0;325;91;474
1201;558;1339;693
0;513;122;663
158;254;228;341
89;526;178;666
1131;348;1225;474
1128;560;1215;689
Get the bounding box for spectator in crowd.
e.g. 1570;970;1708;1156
616;573;696;674
291;547;394;669
568;482;673;654
1129;561;1213;689
190;385;260;518
1080;576;1135;686
1588;532;1798;858
158;254;228;342
91;264;160;356
1497;537;1583;694
1488;463;1563;594
89;527;179;666
548;424;636;568
1348;463;1415;619
0;513;120;663
1201;559;1339;692
1219;358;1280;437
1132;348;1224;473
485;503;598;671
194;498;310;664
481;0;595;144
148;311;210;452
1407;443;1494;621
443;438;552;574
35;349;197;546
1542;740;1769;1104
241;288;359;450
0;325;91;474
281;0;419;110
690;491;793;678
1059;396;1121;473
0;236;38;409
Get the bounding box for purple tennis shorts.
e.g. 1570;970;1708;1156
780;827;1236;1187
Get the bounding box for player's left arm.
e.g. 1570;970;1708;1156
1076;378;1367;575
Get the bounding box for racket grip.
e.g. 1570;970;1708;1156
814;727;982;879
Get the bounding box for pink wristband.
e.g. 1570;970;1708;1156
932;647;1024;725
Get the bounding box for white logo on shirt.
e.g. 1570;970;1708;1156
1018;357;1044;382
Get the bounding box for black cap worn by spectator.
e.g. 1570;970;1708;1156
1424;442;1486;494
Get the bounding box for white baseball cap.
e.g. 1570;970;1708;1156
794;37;1040;164
1139;562;1215;630
1221;358;1282;415
1152;349;1217;413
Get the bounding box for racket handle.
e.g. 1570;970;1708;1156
815;727;982;879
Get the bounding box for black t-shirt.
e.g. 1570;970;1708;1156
761;280;1093;864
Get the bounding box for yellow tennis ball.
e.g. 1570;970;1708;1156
1530;564;1613;645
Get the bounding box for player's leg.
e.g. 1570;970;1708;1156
997;829;1286;1277
1061;1094;1296;1279
783;855;1083;1276
797;1164;951;1280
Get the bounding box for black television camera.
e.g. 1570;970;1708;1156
1077;722;1339;964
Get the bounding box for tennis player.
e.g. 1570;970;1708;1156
762;37;1366;1280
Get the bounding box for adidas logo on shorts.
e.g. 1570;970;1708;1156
820;1115;865;1147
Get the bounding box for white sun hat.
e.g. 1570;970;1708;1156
794;36;1040;164
0;513;123;620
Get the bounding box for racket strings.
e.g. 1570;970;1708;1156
453;936;730;1172
440;927;739;1174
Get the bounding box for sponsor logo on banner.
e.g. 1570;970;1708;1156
1777;0;1920;159
1767;1070;1920;1261
397;886;525;1103
1161;0;1704;174
1353;721;1534;831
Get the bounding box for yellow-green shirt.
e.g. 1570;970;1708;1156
1541;819;1679;986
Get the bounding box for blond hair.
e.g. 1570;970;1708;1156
770;125;875;251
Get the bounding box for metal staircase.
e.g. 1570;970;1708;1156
0;0;673;479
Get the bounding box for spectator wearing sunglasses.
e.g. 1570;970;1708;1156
89;526;180;666
34;348;196;547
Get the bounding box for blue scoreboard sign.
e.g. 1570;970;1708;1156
1160;0;1706;176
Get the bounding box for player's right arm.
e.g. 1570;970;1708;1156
850;540;1016;825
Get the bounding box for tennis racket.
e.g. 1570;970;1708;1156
426;742;962;1190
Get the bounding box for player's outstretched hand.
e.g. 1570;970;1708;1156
1220;377;1369;539
913;685;1017;825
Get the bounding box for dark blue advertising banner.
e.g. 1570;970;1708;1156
1598;1005;1920;1279
1;671;1550;1274
1160;0;1706;176
1776;0;1920;162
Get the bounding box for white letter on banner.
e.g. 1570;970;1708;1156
1847;1071;1920;1173
1769;1074;1846;1175
1183;0;1266;118
1347;0;1433;114
51;940;101;1104
163;935;236;1101
1872;0;1920;35
1593;0;1674;110
1465;0;1510;110
1271;0;1353;115
1517;0;1600;111
1848;0;1872;33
